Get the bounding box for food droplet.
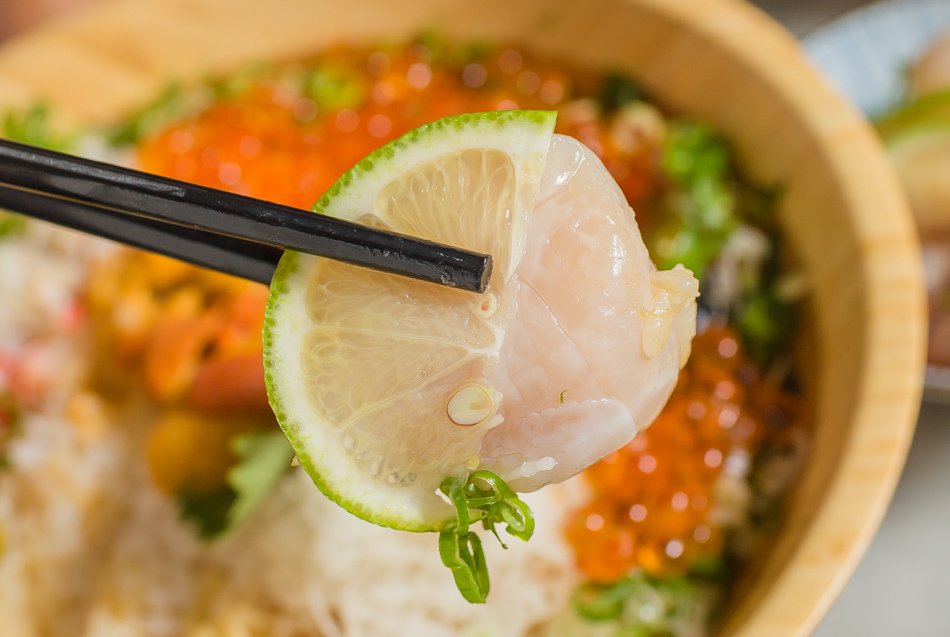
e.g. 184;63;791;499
446;383;494;426
473;292;498;318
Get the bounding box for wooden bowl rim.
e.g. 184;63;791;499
0;0;926;635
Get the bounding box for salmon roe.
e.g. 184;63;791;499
564;326;801;582
136;43;661;211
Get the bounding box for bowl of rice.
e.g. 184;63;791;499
0;0;925;635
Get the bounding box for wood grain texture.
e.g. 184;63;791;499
0;0;926;634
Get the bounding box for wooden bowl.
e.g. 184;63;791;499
0;0;926;634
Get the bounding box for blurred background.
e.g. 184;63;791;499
0;0;888;46
0;1;946;635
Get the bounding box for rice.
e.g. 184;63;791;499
0;225;577;637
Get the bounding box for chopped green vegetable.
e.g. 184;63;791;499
207;62;271;100
414;30;450;64
736;284;797;367
438;470;534;603
559;389;568;405
570;570;717;637
573;579;639;621
1;104;73;152
409;31;491;67
176;488;235;540
226;430;296;528
733;187;799;368
109;82;195;146
651;122;737;279
303;65;367;111
663;123;730;183
175;429;294;540
0;214;26;241
599;73;644;113
649;122;797;365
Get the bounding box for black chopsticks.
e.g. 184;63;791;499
0;139;492;292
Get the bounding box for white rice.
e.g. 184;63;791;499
0;225;577;637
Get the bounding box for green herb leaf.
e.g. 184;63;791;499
650;122;737;279
437;470;534;603
176;488;236;540
175;429;293;541
654;121;797;364
108;82;194;146
573;579;637;621
303;65;366;111
0;214;26;241
731;189;799;368
571;570;712;635
226;430;296;528
207;62;271;101
0;104;71;238
599;72;644;113
1;104;73;152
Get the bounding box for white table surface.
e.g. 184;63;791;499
751;1;950;635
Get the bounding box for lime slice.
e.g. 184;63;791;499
877;91;950;234
886;124;950;235
876;89;950;139
264;110;698;532
264;111;556;531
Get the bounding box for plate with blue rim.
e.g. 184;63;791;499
804;0;950;403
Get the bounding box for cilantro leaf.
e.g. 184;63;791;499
226;430;295;529
174;429;294;541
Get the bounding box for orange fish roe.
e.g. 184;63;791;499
136;43;661;212
565;326;800;582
